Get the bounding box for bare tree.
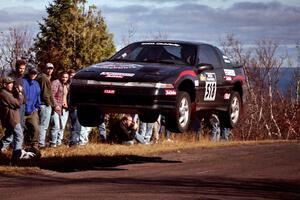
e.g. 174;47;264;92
220;34;299;140
0;27;33;74
121;24;137;47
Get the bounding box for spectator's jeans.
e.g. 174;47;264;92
69;109;92;145
139;122;154;142
159;125;171;140
98;114;106;141
135;132;148;144
39;105;52;147
152;121;160;142
19;104;25;130
221;128;231;141
98;122;106;141
50;108;69;146
209;115;221;142
122;132;148;145
0;123;23;153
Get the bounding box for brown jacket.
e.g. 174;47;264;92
0;88;24;128
9;72;26;103
36;73;54;107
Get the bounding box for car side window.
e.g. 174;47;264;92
198;45;222;68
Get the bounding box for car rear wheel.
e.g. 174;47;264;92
220;91;241;128
165;91;191;133
77;106;102;127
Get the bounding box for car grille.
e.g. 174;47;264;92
71;86;158;106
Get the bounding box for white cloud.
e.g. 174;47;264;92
101;1;300;47
0;1;299;51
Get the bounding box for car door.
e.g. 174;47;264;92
195;44;226;109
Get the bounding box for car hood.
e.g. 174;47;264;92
74;61;188;83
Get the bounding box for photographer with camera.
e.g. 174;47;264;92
0;77;36;161
108;114;149;145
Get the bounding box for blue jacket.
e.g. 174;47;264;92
23;76;41;115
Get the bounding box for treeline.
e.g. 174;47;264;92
0;0;115;77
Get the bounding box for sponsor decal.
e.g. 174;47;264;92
224;75;233;81
224;69;236;76
104;89;115;94
223;55;231;64
199;73;206;81
224;93;231;100
205;73;216;82
95;62;142;69
121;53;127;58
141;42;180;47
165;89;177;96
100;72;135;78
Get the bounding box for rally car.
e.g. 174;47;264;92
70;40;246;133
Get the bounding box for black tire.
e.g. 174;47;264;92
139;113;159;123
220;91;241;128
165;91;191;133
77;106;102;127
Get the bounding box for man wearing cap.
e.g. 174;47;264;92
0;77;36;160
23;67;41;150
36;63;55;148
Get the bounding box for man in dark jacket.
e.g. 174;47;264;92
9;59;27;129
36;63;54;148
0;77;35;160
23;67;41;149
109;115;148;145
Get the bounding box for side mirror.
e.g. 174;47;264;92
197;63;214;73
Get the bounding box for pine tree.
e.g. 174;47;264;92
34;0;115;75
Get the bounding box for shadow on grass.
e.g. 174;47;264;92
0;153;181;172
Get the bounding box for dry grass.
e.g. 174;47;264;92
0;135;297;175
41;138;292;158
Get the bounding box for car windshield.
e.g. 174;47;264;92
110;42;197;66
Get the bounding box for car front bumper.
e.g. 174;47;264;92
70;79;177;113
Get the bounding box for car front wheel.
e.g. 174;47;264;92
165;91;191;133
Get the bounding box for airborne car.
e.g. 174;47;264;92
70;41;246;133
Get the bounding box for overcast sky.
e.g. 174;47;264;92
0;0;299;58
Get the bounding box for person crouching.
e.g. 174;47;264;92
108;115;148;145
